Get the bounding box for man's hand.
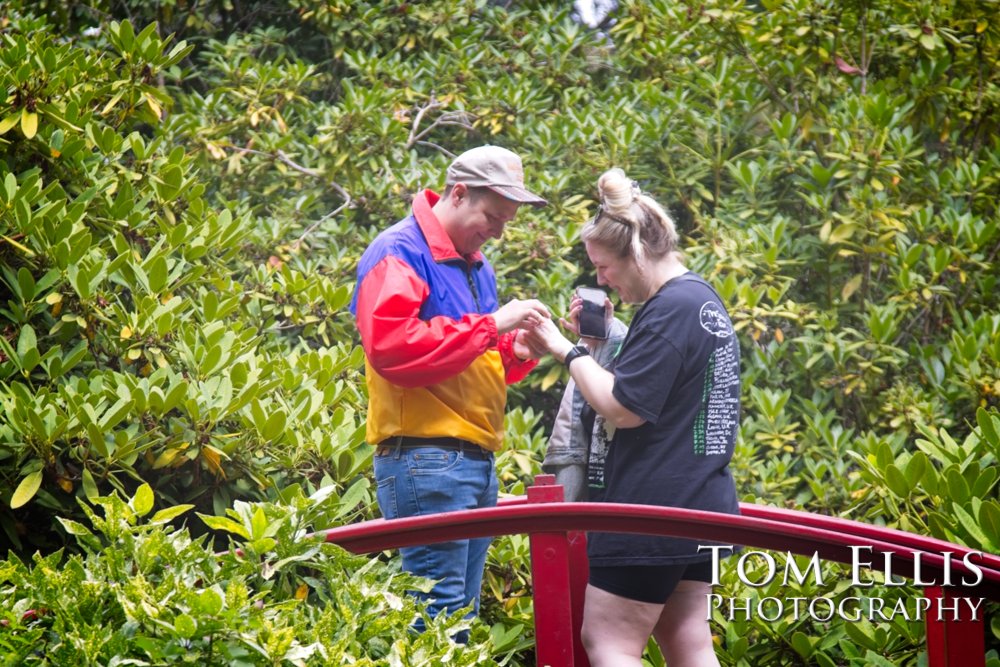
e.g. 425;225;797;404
493;298;551;334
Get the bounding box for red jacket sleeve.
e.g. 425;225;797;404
497;331;539;384
355;256;500;388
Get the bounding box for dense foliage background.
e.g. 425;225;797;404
1;0;998;664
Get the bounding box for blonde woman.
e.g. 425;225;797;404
527;168;740;666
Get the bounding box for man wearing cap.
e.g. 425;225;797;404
349;145;550;630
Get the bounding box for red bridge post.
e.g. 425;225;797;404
527;474;581;667
925;585;986;667
565;527;590;667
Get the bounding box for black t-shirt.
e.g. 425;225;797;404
587;272;741;566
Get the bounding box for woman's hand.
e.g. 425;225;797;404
512;328;547;360
562;293;614;347
560;296;582;337
525;317;575;360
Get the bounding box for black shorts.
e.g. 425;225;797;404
589;560;714;604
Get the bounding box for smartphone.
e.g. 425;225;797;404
576;287;608;339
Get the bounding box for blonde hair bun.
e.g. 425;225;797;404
597;167;634;216
584;168;679;262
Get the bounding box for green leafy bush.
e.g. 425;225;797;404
0;8;371;554
0;484;491;664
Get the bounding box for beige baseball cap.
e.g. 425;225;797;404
446;145;547;207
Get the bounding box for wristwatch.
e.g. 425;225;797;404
563;344;590;367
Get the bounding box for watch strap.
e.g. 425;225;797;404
564;344;590;367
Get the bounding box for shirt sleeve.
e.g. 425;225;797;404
354;255;499;388
497;331;539;384
611;326;684;424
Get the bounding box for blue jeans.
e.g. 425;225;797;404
373;445;498;623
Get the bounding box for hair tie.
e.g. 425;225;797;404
595;204;633;226
630;180;641;201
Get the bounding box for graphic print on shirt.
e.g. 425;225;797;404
699;300;733;338
587;415;614;491
693;302;740;456
586;337;624;494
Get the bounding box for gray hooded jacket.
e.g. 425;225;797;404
542;318;629;500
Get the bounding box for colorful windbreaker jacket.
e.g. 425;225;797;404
349;190;537;452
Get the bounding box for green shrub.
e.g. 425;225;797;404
0;484;492;664
0;9;371;553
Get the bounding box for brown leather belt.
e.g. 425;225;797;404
374;436;490;458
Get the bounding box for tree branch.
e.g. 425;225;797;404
221;144;352;250
404;96;475;154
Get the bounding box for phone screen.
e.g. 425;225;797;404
577;287;607;339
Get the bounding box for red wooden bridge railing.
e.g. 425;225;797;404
318;475;1000;667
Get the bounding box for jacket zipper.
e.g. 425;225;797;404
464;265;481;312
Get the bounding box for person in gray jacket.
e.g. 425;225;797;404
542;316;629;502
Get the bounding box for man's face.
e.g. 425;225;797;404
451;188;521;255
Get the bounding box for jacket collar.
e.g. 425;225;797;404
413;189;484;265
